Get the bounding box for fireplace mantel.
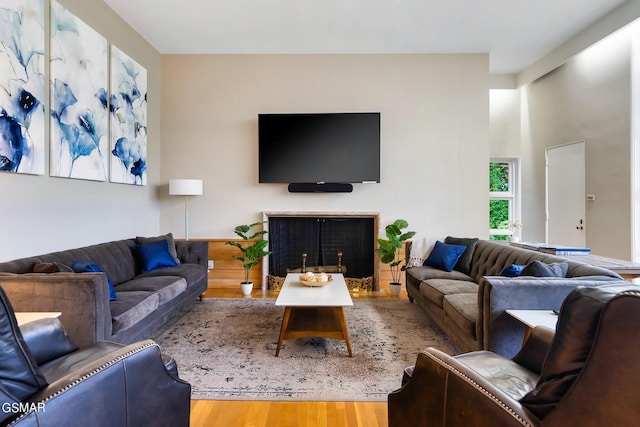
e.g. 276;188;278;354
261;211;381;291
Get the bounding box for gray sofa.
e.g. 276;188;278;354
0;234;208;348
405;239;627;358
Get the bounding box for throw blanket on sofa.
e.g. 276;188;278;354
407;237;443;267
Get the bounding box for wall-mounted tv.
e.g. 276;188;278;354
258;112;380;185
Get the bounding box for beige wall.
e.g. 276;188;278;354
159;54;490;241
0;0;162;261
519;29;633;258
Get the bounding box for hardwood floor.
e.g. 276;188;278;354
189;284;407;427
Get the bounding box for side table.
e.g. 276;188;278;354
506;309;558;343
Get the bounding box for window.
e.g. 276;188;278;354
489;159;520;240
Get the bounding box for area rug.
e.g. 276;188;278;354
152;298;458;401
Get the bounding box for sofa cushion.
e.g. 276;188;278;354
520;260;568;278
456;351;539;401
407;266;473;282
423;241;467;272
134;240;179;273
115;276;187;304
39;341;125;384
110;291;159;333
71;261;117;301
444;236;479;275
135;233;179;264
443;293;477;338
420;279;478;308
29;240;139;285
138;263;208;290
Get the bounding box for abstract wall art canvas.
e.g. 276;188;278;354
0;0;45;175
50;1;108;181
110;46;147;185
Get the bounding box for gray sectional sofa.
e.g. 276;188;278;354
406;238;628;357
0;234;208;348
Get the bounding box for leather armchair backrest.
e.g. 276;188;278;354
520;283;639;419
0;285;48;402
543;288;640;425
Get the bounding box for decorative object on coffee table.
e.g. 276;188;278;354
376;219;415;296
227;221;272;296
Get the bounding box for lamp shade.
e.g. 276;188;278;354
169;179;203;196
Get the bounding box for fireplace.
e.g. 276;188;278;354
261;212;380;291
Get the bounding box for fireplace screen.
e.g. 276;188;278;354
268;217;375;281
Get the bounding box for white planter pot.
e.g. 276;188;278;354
241;282;253;296
390;283;402;296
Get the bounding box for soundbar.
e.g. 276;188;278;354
288;183;353;193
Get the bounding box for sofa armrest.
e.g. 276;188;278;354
11;340;191;427
175;240;208;267
0;273;112;348
477;276;629;358
388;348;537;427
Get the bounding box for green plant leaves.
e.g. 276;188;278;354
377;219;415;284
227;221;272;283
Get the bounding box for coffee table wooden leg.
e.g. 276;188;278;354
276;307;292;357
337;307;352;357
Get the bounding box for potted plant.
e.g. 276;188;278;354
226;221;272;296
375;219;416;296
508;220;523;243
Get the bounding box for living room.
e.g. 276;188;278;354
3;1;640;264
2;0;640;426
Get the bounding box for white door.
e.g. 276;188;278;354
546;141;586;247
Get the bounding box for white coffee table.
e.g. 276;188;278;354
15;312;62;327
275;273;353;357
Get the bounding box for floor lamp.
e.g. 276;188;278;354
169;179;203;240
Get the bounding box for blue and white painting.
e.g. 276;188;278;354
50;1;108;181
110;46;147;185
0;0;45;175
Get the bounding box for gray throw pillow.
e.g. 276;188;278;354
444;236;478;275
135;233;179;264
520;260;568;278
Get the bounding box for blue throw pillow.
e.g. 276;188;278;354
71;261;117;301
134;239;178;273
423;241;467;272
500;264;525;277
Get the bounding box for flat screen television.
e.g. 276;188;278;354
258;112;380;184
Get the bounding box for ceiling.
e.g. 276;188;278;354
102;0;627;74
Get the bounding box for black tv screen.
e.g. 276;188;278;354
258;112;380;184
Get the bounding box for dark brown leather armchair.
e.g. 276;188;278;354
388;283;640;426
0;285;190;426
